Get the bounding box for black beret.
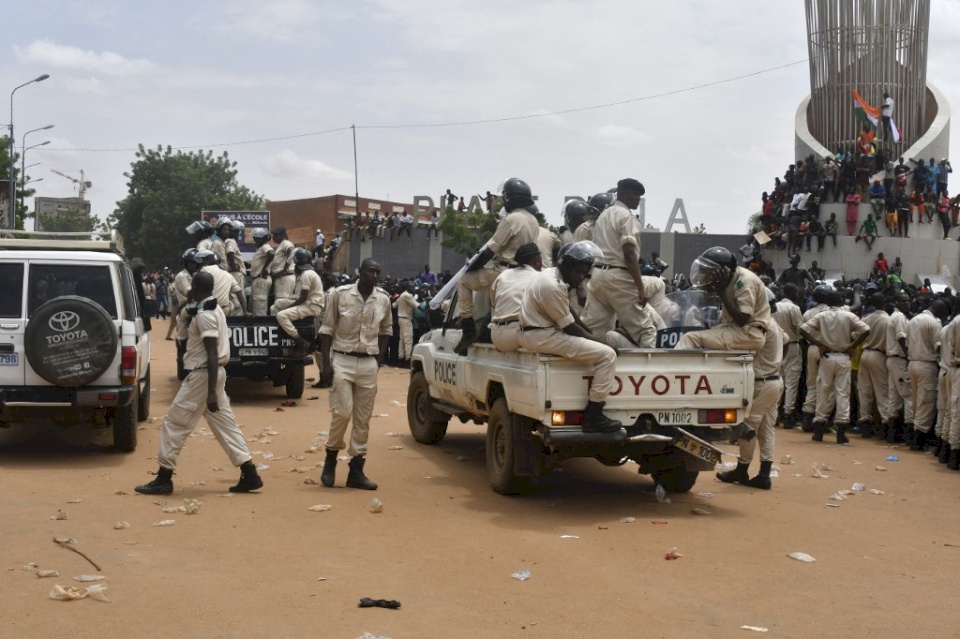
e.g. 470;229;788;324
514;243;541;265
617;178;645;195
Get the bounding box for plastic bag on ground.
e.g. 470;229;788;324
511;569;532;581
787;551;816;563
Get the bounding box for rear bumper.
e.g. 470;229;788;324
0;385;136;418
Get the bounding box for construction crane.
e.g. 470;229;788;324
50;169;92;218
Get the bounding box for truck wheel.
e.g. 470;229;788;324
652;466;699;493
486;398;527;495
285;364;304;399
407;371;448;444
137;367;151;422
24;296;118;387
110;386;138;453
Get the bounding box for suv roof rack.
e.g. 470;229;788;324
0;230;125;256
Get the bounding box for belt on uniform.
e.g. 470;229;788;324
333;349;375;358
183;364;224;374
758;374;781;382
594;263;627;270
520;326;549;332
493;319;518;326
496;260;516;268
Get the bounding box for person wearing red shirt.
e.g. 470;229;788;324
874;252;889;277
845;189;861;235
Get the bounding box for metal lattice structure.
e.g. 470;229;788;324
805;0;930;153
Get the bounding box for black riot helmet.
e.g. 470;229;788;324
194;249;219;267
689;246;738;290
500;178;535;210
290;248;315;273
182;248;199;271
563;200;590;230
251;227;270;246
812;284;834;305
586;192;615;217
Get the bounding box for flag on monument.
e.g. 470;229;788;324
852;88;901;143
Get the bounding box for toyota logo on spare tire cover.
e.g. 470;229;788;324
49;310;81;332
25;296;119;388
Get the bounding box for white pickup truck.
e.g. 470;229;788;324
407;294;754;494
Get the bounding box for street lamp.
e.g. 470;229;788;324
19;138;50;211
7;74;50;228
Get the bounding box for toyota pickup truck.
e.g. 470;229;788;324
407;292;753;494
222;316;315;399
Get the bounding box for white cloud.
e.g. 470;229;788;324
597;125;648;148
198;0;326;43
260;150;352;181
14;40;156;75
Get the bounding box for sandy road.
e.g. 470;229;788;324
2;331;959;639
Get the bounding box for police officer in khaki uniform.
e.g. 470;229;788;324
135;271;262;495
276;248;324;355
188;220;215;251
581;179;657;347
772;283;803;427
799;285;833;431
906;300;949;451
249;228;273;316
196;250;247;316
211;217;231;269
934;319;954;461
518;241;621;433
166;249;197;340
318;259;393;490
268;227;297;313
676;246;770;351
489;243;542;352
455;178;540;354
393;283;418;367
884;292;912;442
225;219;247;290
857;292;892;438
800;290;870;444
945;307;960;469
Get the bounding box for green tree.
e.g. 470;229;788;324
37;207;95;232
692;223;706;234
0;135;37;230
437;201;502;257
108;145;263;269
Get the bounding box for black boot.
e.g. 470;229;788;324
938;441;952;464
229;460;263;493
884;419;897;444
909;428;928;452
859;421;873;439
454;318;477;356
903;423;916;448
135;467;174;495
582;400;623;433
717;461;750;485
836;423;850;445
801;412;814;432
346;456;378;490
320;448;338;487
747;460;773;490
782;412;798;430
811;421;826;442
948;448;960;471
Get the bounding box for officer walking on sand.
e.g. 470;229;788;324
317;258;393;490
135;271;262;495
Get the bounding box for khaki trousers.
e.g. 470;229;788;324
936;368;950;438
857;349;891;422
802;345;821;414
158;367;251;471
272;273;296;307
457;264;503;319
270;297;295;316
398;317;413;360
582;268;657;347
739;378;783;464
518;327;616;403
909;360;938;433
251;276;271;316
948;368;960;447
675;322;765;352
325;353;379;457
491;321;522;352
277;303;321;339
781;342;802;414
887;356;913;421
815;353;851;424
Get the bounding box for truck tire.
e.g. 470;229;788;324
486;398;528;495
285;364;305;399
407;371;448;444
652;466;699;493
137;367;150;422
110;386;138;453
24;296;118;388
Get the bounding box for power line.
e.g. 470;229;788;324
42;59;807;152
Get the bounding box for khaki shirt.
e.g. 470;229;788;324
270;239;295;277
720;267;770;329
519;267;574;331
772;298;802;342
319;283;393;354
393;291;418;320
861;309;890;352
907;310;941;362
173;269;192;306
183;297;230;370
536;227;561;268
947;315;960;367
296;269;325;312
224;238;246;274
754;319;786;378
940;325;953;371
487;209;540;265
210;238;228;270
801;308;869;352
591;200;641;268
197;237;213;252
886;309;909;357
250;244;272;278
490;265;539;323
802;302;829;322
572;219;595;244
202;265;240;311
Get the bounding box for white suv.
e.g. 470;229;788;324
0;231;151;451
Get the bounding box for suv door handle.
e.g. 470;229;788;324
0;323;20;329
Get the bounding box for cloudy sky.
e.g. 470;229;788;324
7;1;960;235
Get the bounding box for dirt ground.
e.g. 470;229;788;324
2;330;960;639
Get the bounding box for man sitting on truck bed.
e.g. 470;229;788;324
489;242;542;352
518;241;622;434
276;248;325;356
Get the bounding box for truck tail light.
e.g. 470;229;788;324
698;409;738;424
121;346;137;385
551;410;584;426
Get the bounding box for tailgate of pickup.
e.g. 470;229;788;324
226;317;316;358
